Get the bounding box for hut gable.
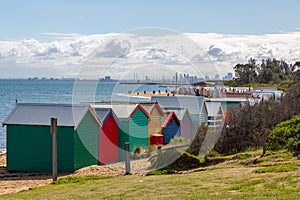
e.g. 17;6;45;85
94;108;120;126
144;101;164;116
205;101;223;128
162;112;181;128
162;112;181;144
205;102;223;117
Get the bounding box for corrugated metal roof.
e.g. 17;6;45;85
92;104;137;119
151;96;205;115
92;104;150;120
2;103;101;128
163;107;191;121
163;107;184;119
94;108;111;122
93;107;120;125
205;102;222;116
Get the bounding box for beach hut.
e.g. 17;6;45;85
93;104;150;161
207;99;244;122
163;108;193;141
94;108;119;165
162;112;181;144
2;103;102;173
205;101;224;129
140;101;164;145
152;96;207;136
179;109;193;140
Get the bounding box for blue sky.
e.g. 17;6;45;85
1;0;300;40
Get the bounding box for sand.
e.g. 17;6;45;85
0;154;151;196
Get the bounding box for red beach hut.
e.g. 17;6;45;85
94;108;120;164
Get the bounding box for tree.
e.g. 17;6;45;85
234;58;258;85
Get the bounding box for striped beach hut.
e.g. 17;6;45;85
2;103;102;173
152;96;207;136
162;111;181;144
140;101;164;145
94;108;119;165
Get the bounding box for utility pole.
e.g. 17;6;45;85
175;72;178;93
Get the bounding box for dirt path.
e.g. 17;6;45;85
0;154;151;196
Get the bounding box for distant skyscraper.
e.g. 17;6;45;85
227;72;233;80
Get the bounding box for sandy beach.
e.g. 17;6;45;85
0;153;151;196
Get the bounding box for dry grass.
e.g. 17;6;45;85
1;150;299;199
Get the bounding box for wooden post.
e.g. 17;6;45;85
51;117;57;182
124;142;130;175
156;146;162;168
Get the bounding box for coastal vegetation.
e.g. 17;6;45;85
217;58;300;156
267;115;300;156
227;58;300;90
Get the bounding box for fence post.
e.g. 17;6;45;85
156;146;162;168
51;117;57;182
124;142;131;175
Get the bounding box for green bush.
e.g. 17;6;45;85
267;115;300;155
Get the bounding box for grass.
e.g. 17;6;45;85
254;165;299;173
1;150;299;200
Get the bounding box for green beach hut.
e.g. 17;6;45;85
2;103;102;173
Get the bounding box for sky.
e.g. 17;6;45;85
0;0;300;78
1;0;300;40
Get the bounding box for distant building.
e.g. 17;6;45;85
105;76;111;81
222;72;233;80
214;74;220;80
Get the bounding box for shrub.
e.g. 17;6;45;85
267;115;300;156
133;146;142;154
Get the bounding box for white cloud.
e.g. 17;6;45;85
0;31;300;79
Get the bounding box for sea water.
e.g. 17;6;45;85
0;79;169;152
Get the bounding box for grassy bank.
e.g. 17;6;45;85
1;150;299;200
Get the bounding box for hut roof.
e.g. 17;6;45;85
93;108;120;125
2;103;102;129
163;107;192;121
141;101;164;116
92;104;150;120
151;96;205;115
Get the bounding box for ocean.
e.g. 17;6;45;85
0;79;168;152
